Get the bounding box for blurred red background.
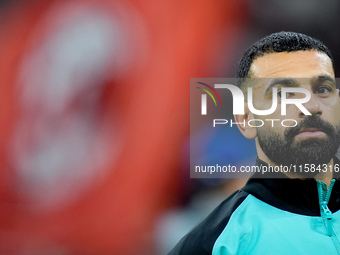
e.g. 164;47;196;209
0;0;248;254
1;0;339;254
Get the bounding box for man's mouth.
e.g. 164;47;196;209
284;116;335;142
295;128;327;139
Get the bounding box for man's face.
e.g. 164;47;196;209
248;51;340;169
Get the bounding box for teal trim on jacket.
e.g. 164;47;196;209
213;194;340;255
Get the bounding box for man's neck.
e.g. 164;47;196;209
284;159;334;188
258;154;334;188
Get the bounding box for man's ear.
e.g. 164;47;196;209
234;108;257;139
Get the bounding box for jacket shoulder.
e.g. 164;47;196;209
168;189;249;255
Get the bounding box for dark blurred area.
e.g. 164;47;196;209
0;0;339;254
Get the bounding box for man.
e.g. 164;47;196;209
169;31;340;254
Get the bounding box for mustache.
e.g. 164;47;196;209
284;116;335;142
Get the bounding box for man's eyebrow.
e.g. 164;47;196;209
265;78;298;94
264;75;337;94
311;75;336;86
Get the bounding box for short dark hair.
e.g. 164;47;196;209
236;31;334;79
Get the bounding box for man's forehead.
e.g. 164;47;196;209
249;51;334;79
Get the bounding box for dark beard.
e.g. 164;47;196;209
257;116;340;177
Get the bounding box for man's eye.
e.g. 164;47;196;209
315;86;332;94
277;91;294;98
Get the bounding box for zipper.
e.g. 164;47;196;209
317;180;340;254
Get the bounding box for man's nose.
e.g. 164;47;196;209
300;93;322;117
